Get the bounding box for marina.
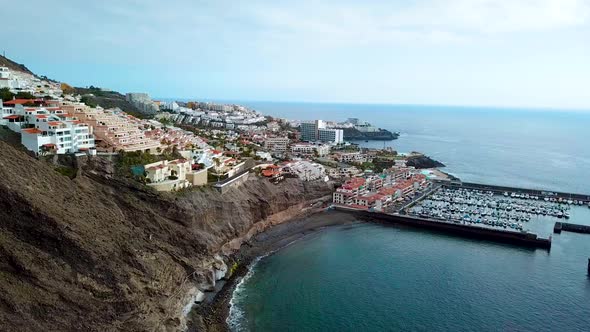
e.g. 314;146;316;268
335;182;590;250
407;186;577;234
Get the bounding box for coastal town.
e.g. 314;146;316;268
0;64;442;198
3;2;590;332
3;62;588;242
2;55;590;332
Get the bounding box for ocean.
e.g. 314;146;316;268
239;102;590;193
222;102;590;331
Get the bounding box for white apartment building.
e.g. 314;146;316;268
281;161;327;181
290;143;330;157
264;137;290;153
300;120;325;141
318;128;344;144
18;107;95;155
334;151;369;163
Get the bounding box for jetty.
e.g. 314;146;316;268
334;206;551;249
554;222;590;234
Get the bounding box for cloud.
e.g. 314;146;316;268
6;0;589;59
231;0;590;51
399;0;590;33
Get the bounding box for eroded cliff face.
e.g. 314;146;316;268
0;141;333;331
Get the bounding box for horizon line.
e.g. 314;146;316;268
154;97;590;114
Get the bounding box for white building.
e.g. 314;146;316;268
334;151;369;163
264;137;290;153
282;161;327;181
290;143;330;157
19;107;95;155
0;67;10;79
145;158;208;191
318;128;344;144
0;67;13;89
256;151;273;161
300;120;325;142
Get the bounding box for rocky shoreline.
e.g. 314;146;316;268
187;210;361;331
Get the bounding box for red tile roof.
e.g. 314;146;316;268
3;99;35;105
342;177;366;190
22;128;42;134
3;115;19;120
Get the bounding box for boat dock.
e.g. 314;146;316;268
331;181;590;250
554;222;590;234
442;181;590;204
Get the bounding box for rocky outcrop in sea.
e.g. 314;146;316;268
342;127;399;141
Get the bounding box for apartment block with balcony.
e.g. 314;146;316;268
264;136;290;153
62;104;161;153
18;106;95;155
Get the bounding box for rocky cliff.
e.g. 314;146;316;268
0;141;333;331
0;55;34;75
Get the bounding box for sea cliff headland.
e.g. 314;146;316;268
0;140;337;331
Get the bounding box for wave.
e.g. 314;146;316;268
226;236;311;331
227;255;262;332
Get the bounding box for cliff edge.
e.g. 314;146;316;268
0;141;333;331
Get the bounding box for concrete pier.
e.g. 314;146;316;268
553;222;590;234
335;207;551;250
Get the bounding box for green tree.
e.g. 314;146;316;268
0;88;14;101
15;91;35;99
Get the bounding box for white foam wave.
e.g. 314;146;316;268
226;237;311;331
227;256;261;332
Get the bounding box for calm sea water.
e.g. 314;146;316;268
221;102;590;331
240;102;590;193
230;223;590;332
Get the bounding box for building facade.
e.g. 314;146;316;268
290;143;330;157
62;104;161;152
145;158;207;191
3;104;95;155
318;128;344;144
264;137;290;153
300;120;325;142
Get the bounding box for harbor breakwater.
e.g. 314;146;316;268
334;207;552;249
554;222;590;234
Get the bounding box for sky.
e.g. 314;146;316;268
3;0;590;109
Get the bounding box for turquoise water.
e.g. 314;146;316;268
223;102;590;331
231;224;590;332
